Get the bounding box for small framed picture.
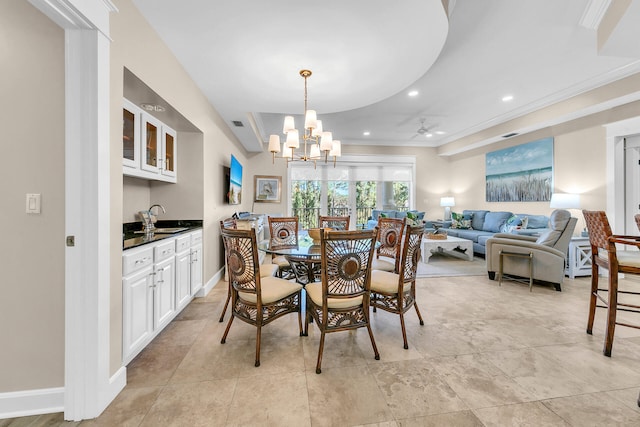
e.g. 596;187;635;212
254;175;281;203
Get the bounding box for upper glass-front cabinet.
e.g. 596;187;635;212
141;112;161;174
161;126;177;178
123;98;177;183
122;99;140;169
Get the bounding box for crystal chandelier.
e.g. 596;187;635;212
268;69;341;167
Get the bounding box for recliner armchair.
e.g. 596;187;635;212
485;209;577;291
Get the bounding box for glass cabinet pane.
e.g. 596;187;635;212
164;133;174;172
123;108;135;162
145;121;158;168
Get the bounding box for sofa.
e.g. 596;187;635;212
439;210;550;255
366;209;426;230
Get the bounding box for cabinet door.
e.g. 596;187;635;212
141;112;162;174
161;125;177;179
190;244;203;295
154;256;176;330
122;99;140;169
123;265;154;363
175;250;191;311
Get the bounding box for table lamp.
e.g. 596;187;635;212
440;196;455;221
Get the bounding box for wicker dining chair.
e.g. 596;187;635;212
370;224;425;349
305;228;379;374
371;217;406;272
583;210;640;357
220;227;303;367
218;219;278;322
318;215;350;231
268;216;299;279
635;214;640;232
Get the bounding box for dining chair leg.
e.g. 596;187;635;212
414;303;425;326
316;330;326;374
586;264;599;334
297;301;304;337
365;323;380;360
255;324;262;367
604;274;619;357
219;281;232;322
221;315;234;344
400;312;409;350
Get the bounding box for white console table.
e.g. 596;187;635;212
565;237;592;278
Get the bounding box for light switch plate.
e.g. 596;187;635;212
26;193;41;214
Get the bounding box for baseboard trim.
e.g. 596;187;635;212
0;387;64;419
196;268;224;297
0;367;126;421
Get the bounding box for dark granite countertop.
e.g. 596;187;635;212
123;220;203;250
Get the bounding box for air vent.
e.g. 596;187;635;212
502;132;518;138
232;120;244;127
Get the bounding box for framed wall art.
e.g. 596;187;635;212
486;137;553;202
254;175;281;203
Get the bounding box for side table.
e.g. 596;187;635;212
565;237;592;278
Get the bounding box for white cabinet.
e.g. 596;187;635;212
122;98;177;183
122;246;154;362
190;230;203;295
565;237;592;279
175;234;192;311
122;228;204;364
122;99;141;169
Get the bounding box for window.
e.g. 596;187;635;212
289;155;415;229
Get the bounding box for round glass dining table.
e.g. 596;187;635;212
258;234;321;285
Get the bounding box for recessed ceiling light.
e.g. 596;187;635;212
425;133;433;138
435;131;446;135
408;90;419;97
502;95;514;102
363;131;370;136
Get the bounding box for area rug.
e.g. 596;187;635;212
416;253;487;277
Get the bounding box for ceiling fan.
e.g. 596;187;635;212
411;118;436;139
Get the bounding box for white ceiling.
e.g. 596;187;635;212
130;0;640;155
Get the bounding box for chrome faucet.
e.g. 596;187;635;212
149;204;166;215
141;204;166;233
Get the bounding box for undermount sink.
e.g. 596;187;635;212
134;227;189;234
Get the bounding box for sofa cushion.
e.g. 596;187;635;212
525;214;549;229
451;230;493;243
463;210;489;231
483;211;513;232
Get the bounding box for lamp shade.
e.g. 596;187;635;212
549;193;580;209
282;116;295;134
268;134;280;153
440;197;455;207
285;129;300;149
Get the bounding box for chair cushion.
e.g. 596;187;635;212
238;276;302;305
272;255;290;268
549;209;571;231
597;250;640;268
371;257;395;272
260;263;278;277
370;270;400;294
306;282;363;309
536;230;561;246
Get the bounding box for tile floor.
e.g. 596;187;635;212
5;273;640;426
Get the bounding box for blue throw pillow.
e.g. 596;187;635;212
483;211;513;232
526;214;549;229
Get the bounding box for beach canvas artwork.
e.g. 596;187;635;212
485;137;553;202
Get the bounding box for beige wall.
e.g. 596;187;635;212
123;132;204;223
0;2;65;391
110;0;251;373
247;126;608;236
